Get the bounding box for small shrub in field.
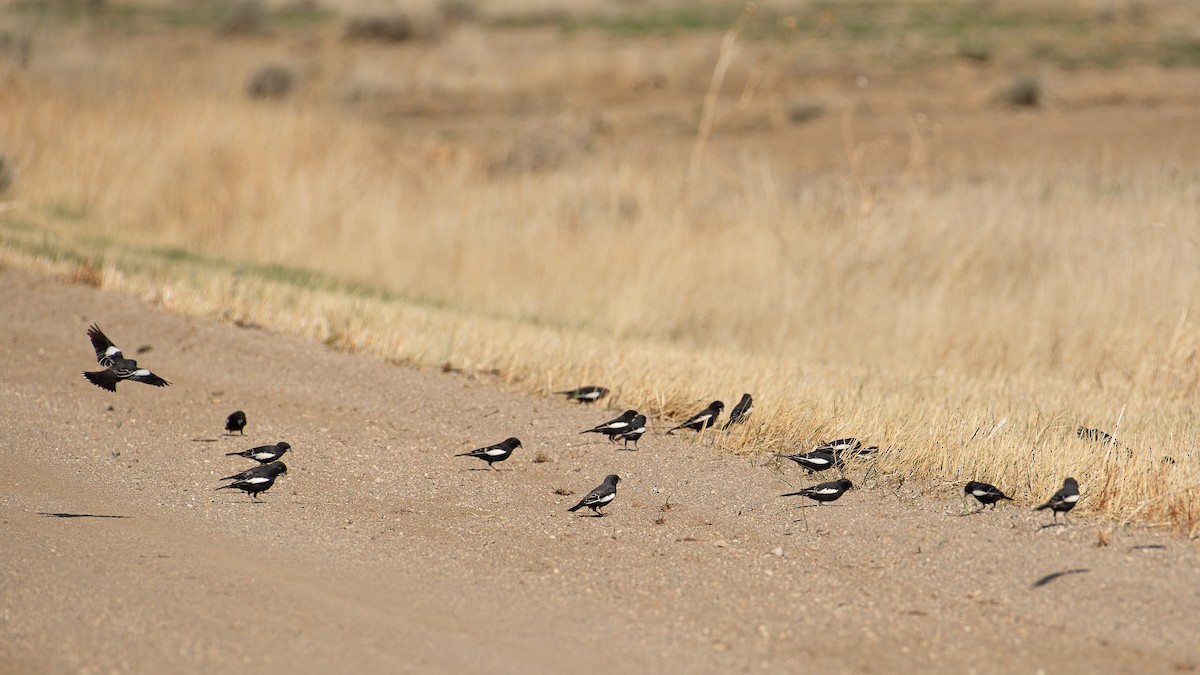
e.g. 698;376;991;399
345;12;442;42
0;154;12;194
1003;76;1042;107
786;97;826;125
957;40;992;63
438;0;478;24
218;0;268;35
247;64;296;99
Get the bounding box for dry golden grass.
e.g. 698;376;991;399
2;0;1199;531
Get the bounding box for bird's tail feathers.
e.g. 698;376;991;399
224;451;243;456
567;503;583;512
83;371;117;392
1034;503;1050;510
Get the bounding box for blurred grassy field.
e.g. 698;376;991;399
2;0;1199;531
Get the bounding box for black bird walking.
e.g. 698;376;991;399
964;481;1013;510
567;474;620;516
1035;477;1080;525
581;410;639;443
225;410;247;435
82;324;171;392
781;478;854;505
557;386;609;404
215;461;287;501
614;414;647;450
816;438;860;454
722;393;753;430
780;450;841;474
226;441;290;464
666;401;724;434
456;437;521;470
221;461;287;483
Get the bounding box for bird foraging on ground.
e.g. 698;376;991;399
215;461;287;501
226;441;290;464
666;401;724;434
225;410;247;435
780;450;841;474
221;461;287;483
964;481;1013;510
557;386;609;404
456;437;521;469
722;393;753;430
82;324;171;392
817;438;860;454
567;474;620;516
615;414;647;450
781;478;853;505
581;410;640;443
1035;477;1080;525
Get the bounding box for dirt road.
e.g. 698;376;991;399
2;266;1197;673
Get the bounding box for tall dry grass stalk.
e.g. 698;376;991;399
1;6;1198;529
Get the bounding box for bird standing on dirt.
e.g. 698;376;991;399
781;478;854;505
1035;477;1080;525
615;414;647;450
225;410;247;435
580;410;640;443
964;481;1013;510
557;386;609;404
215;461;287;501
221;461;287;483
226;441;291;464
456;437;521;470
82;324;171;392
780;450;841;474
666;401;724;434
568;474;620;516
722;393;753;430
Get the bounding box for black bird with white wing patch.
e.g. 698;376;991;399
557;386;609;404
456;437;521;469
780;450;841;474
225;410;247;435
581;410;640;443
781;478;854;505
568;474;620;516
215;461;287;501
666;400;724;434
722;393;753;430
226;441;291;464
1035;477;1080;525
964;481;1013;509
615;414;647;450
82;324;171;392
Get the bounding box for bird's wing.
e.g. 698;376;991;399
127;369;170;387
87;325;123;366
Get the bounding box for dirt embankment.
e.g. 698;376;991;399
1;267;1197;674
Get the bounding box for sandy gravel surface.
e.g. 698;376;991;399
2;266;1198;674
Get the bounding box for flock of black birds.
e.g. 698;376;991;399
81;325;1083;524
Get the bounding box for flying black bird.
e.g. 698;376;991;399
581;410;640;443
557;386;609;404
82;324;171;392
221;461;287;483
215;462;287;501
225;410;247;435
722;393;753;430
1035;477;1080;525
781;478;854;505
226;441;290;464
567;474;620;516
615;414;647;450
964;481;1013;510
456;437;521;469
666;401;724;434
780;450;841;474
